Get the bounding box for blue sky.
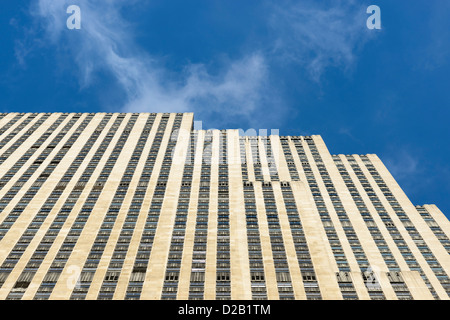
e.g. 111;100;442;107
0;0;449;217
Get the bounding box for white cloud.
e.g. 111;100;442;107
29;0;374;128
384;149;419;181
33;0;271;128
268;0;371;81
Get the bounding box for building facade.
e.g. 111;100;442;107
0;112;448;300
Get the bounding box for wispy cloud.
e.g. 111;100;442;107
382;147;431;196
381;147;443;207
338;126;364;145
268;0;371;81
384;149;419;181
26;0;373;128
32;0;271;128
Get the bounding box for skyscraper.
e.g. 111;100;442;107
0;112;448;300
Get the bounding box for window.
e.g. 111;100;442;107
165;272;179;282
302;273;316;281
104;272;120;282
217;273;230;281
190;272;205;282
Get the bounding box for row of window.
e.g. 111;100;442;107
333;155;413;300
346;155;439;298
70;114;157;300
0;114;79;243
33;115;136;300
361;155;450;299
416;206;450;251
0;113;41;162
1;114;99;299
188;132;213;300
161;131;198;300
123;115;183;300
291;138;360;300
